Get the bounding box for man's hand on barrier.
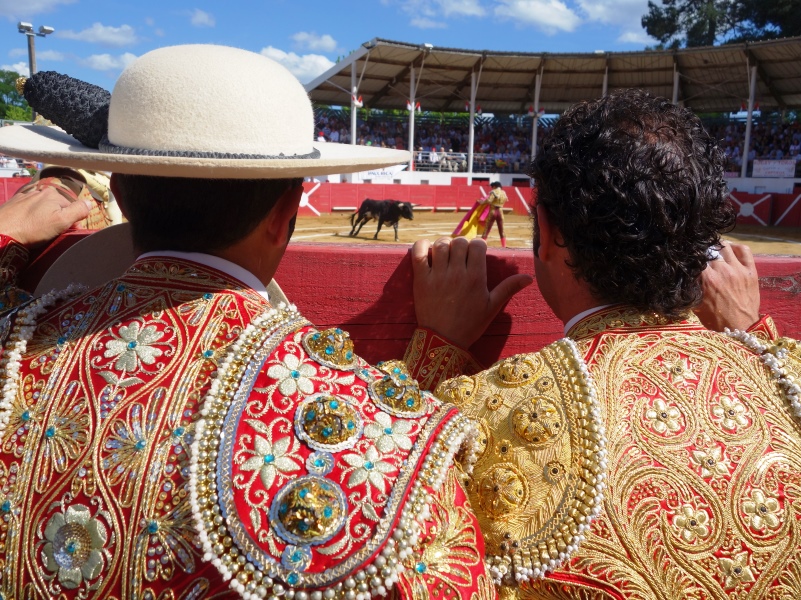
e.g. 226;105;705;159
0;184;92;248
411;237;533;349
695;242;761;332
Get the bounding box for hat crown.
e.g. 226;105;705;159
107;45;314;157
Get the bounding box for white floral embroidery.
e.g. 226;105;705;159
342;446;394;493
364;412;413;454
711;396;750;431
240;435;302;489
104;321;164;372
267;354;316;397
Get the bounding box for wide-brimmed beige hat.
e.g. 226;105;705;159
0;45;409;178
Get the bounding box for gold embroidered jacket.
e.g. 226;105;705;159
413;307;801;599
0;234;495;600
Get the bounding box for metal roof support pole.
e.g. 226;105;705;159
531;68;543;161
602;62;609;97
740;63;757;179
468;69;477;184
672;62;680;104
350;63;358;146
408;64;416;171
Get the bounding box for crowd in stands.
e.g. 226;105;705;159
315;108;801;176
707;120;801;173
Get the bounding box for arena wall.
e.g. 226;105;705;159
276;244;801;367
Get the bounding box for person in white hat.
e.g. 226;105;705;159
0;45;494;600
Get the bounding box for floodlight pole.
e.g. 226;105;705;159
408;64;416;171
17;23;54;121
467;70;477;182
350;62;357;146
740;64;757;179
530;68;543;161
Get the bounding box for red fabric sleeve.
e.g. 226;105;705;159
403;327;484;392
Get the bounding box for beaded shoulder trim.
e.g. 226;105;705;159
436;338;607;588
189;305;478;600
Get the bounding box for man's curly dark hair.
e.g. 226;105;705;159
530;88;736;319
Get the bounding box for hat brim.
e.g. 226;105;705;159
0;125;410;179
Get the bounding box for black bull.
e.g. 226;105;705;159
349;199;414;242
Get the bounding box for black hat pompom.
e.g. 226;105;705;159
17;71;110;149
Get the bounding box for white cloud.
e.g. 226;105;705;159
83;52;137;71
439;0;484;17
38;49;64;61
494;0;581;33
0;0;75;18
59;23;138;47
410;16;447;28
577;0;649;28
190;8;215;27
617;30;654;44
144;17;155;26
8;48;26;58
260;46;334;84
291;31;338;53
1;61;29;77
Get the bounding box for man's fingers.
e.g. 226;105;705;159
449;236;469;267
58;199;93;228
488;273;534;314
730;242;755;269
411;239;432;274
430;237;452;273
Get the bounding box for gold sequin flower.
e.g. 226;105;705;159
692;445;729;478
267;354;316;397
42;505;108;589
364;412;413;453
663;357;698;384
103;321;164;372
673;504;711;543
644;398;683;435
718;551;756;590
239;435;302;490
711;396;750;431
742;489;782;531
342;446;395;493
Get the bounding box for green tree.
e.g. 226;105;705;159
0;69;31;121
5;105;32;121
642;0;801;47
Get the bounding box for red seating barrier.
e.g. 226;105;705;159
729;191;773;225
0;177;32;204
772;193;801;228
276;243;801;367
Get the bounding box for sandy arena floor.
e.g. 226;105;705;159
292;212;801;256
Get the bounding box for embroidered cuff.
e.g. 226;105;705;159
403;327;483;392
746;315;780;343
0;234;29;288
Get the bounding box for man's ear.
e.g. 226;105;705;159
264;183;303;245
535;203;554;261
109;174;128;219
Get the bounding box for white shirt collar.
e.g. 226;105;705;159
137;250;270;302
563;304;613;336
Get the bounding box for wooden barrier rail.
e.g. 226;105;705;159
276;243;801;367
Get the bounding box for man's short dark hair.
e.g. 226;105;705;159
114;175;299;253
531;88;735;319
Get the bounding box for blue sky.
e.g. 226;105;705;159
1;0;657;90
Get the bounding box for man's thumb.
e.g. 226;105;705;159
489;273;533;312
63;200;93;226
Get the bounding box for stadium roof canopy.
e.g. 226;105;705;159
306;36;801;114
